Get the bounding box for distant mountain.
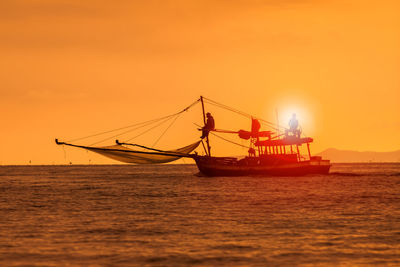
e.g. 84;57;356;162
317;148;400;163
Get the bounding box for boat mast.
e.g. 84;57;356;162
200;96;211;156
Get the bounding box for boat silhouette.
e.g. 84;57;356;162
56;96;330;176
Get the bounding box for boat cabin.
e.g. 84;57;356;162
255;136;314;163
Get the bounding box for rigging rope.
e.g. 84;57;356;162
203;97;288;132
151;112;181;148
120;116;175;143
115;141;193;156
88;116;174;146
66;99;200;144
63;96;300;151
67;114;174;143
209;131;250;149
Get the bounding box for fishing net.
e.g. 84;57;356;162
78;141;201;164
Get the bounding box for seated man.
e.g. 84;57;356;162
201;112;215;139
287;113;300;138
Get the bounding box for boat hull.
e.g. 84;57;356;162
193;156;331;177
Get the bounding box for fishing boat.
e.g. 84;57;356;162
56;96;330;176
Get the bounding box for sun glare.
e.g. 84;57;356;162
264;95;316;137
279;106;314;136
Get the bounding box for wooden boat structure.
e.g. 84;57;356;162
56;96;330;176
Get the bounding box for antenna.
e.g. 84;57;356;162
275;108;279;136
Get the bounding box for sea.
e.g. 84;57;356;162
0;163;399;266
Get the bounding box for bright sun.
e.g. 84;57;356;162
263;96;316;137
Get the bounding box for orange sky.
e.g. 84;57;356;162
1;0;399;164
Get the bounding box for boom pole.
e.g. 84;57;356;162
200;96;211;156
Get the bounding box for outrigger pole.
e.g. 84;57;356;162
200;96;211;156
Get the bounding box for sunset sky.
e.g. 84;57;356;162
1;0;399;164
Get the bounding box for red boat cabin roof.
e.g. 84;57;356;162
256;136;313;147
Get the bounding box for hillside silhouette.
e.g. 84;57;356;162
317;148;400;163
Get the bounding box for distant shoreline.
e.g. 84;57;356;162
1;162;400;167
317;148;400;163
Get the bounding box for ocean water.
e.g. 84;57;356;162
0;163;399;266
